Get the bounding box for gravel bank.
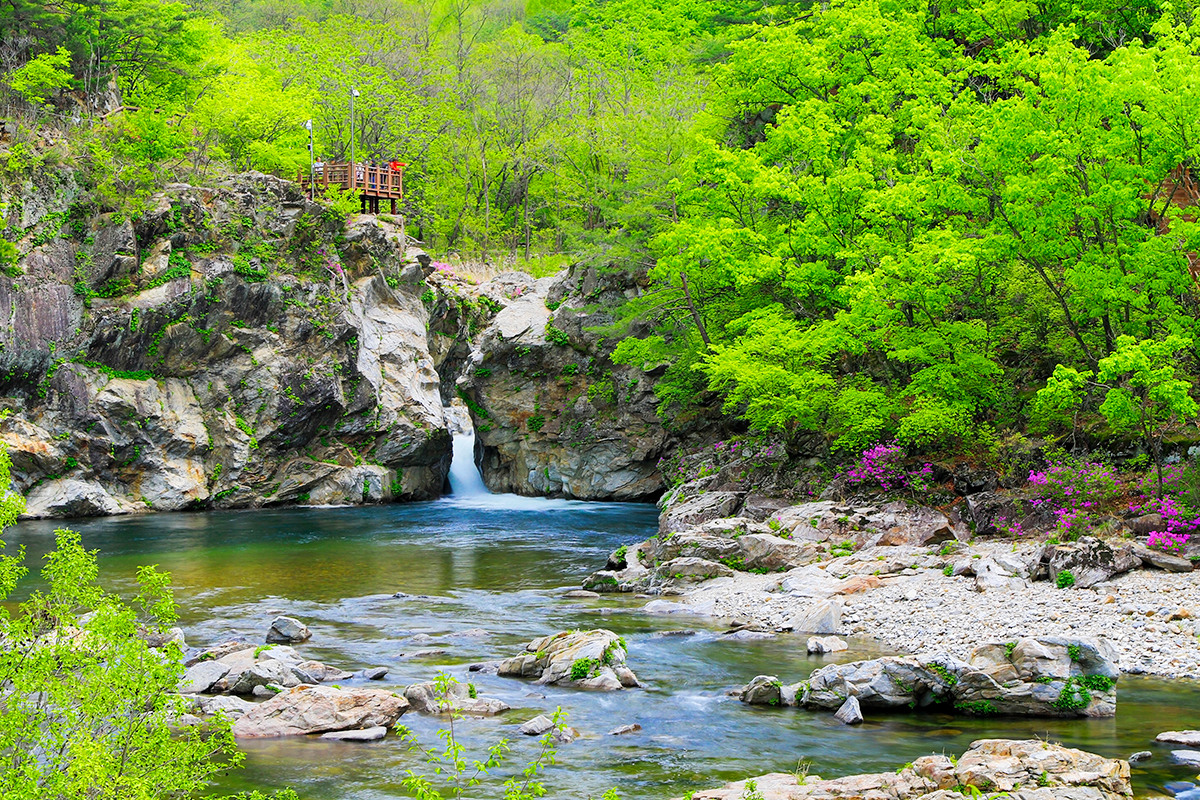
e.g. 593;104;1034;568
664;543;1200;679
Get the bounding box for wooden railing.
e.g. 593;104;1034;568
298;161;404;199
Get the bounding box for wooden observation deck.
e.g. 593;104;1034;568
298;161;404;214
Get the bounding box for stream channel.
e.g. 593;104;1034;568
6;433;1200;798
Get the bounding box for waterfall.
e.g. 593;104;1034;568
440;402;584;510
448;428;490;497
444;403;489;496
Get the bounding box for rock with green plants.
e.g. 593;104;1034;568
496;629;640;691
680;738;1131;800
457;264;684;501
2;173;456;518
751;635;1118;720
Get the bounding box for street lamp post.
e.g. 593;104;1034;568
349;88;360;188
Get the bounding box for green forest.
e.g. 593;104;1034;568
7;0;1200;463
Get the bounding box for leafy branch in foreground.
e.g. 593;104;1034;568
0;440;294;800
397;671;618;800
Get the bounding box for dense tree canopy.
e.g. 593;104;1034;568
3;0;1200;457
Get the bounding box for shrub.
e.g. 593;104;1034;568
1056;570;1076;589
1028;460;1119;540
845;441;933;493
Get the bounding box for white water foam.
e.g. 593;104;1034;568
443;404;591;510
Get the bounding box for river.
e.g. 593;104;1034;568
5;435;1199;798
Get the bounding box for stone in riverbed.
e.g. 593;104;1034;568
834;696;863;725
609;723;641;736
1134;545;1194;572
1158;731;1200;747
520;715;554;735
1129;750;1152;762
404;681;509;716
806;636;848;654
231;685;408;738
497;629;637;691
180;660;230;694
266;615;312;644
360;667;389;680
321;726;387;741
739;675;782;705
679;738;1131;800
1046;537;1141;588
1173;750;1200;767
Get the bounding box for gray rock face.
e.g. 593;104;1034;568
458;265;672;500
965;491;1052;537
3;174;452;519
266;616;312;644
497;629;637;690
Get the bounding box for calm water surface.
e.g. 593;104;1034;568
7;499;1200;799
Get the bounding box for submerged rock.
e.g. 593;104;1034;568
806;636;848;654
519;715;555;735
1158;731;1200;747
497;629;638;690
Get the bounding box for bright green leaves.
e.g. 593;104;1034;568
4;47;71;106
1096;335;1199;436
0;529;240;800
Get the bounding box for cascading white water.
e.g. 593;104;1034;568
441;402;584;509
448;429;490;497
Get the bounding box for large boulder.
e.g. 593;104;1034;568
739;675;783;705
497;629;638;690
795;637;1119;719
231;685;408;738
457;267;673;501
1045;538;1140;588
659;492;743;535
965;492;1051;537
180;661;231;694
801;655;964;710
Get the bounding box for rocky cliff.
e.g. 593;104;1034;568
1;171;453;517
455;267;672;500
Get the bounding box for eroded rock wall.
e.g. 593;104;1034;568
1;171;451;518
456;267;672;501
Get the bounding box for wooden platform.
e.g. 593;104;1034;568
298;161;404;213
